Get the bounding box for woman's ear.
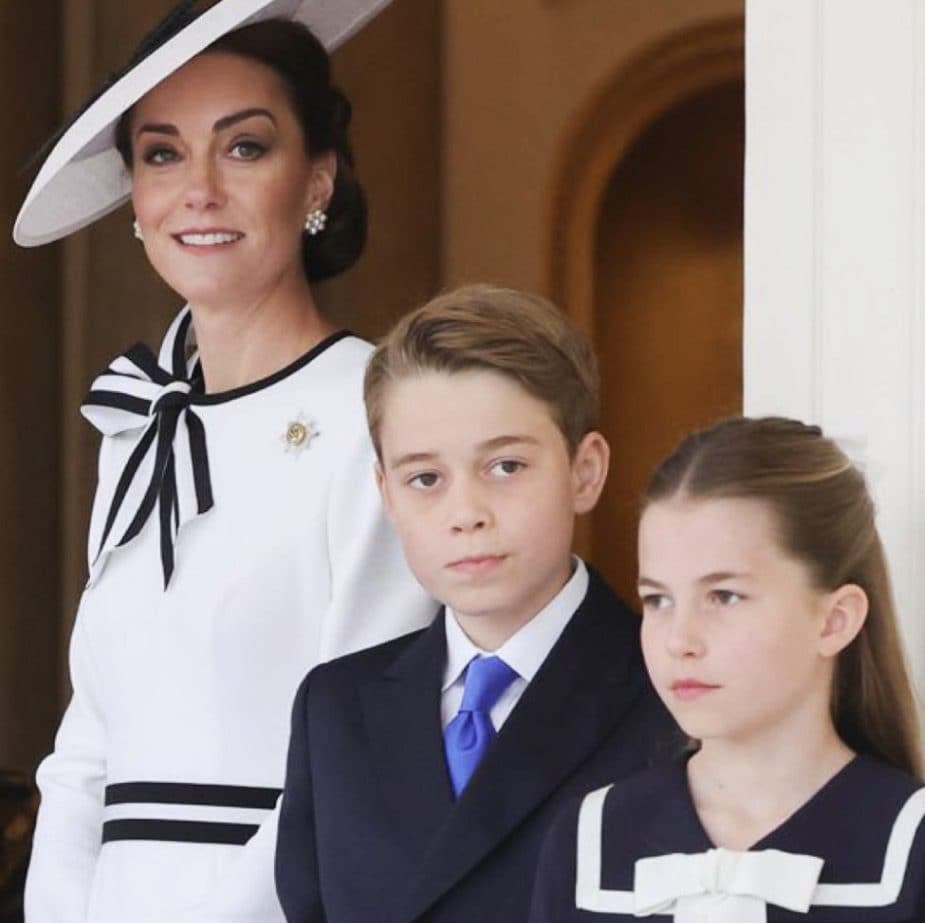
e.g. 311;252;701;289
571;431;610;515
305;150;337;214
818;583;869;658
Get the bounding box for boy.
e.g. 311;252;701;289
276;285;676;923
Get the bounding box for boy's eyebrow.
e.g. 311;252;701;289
135;108;276;138
477;434;541;451
389;451;438;470
388;435;540;470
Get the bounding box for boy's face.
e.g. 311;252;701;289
376;369;608;649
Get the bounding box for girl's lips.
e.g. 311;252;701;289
670;680;720;702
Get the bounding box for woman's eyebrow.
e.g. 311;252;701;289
134;108;277;139
213;107;277;131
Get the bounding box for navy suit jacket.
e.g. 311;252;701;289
276;568;679;923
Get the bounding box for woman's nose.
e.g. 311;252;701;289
184;156;224;210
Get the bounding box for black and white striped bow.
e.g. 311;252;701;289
81;307;213;589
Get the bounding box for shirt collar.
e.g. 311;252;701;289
442;557;589;691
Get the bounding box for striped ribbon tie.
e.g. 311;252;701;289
81;306;213;588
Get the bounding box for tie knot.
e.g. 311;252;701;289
459;656;518;714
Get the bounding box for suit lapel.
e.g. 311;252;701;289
398;572;646;921
361;612;455;858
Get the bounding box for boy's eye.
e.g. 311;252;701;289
488;459;524;478
229;139;267;160
407;471;439;490
709;589;743;606
140;145;179;165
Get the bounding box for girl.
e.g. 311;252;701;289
530;416;924;922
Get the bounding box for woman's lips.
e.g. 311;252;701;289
173;230;244;248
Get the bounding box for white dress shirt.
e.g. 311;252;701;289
441;557;589;730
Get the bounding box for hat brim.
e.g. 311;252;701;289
13;0;392;247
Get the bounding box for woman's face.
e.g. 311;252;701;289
637;495;842;748
129;51;329;308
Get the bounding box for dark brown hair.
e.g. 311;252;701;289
115;18;365;282
364;284;600;458
644;415;922;778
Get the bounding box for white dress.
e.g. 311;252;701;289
24;308;435;923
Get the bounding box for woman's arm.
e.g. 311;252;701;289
24;611;107;923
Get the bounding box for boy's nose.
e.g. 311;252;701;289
448;482;492;533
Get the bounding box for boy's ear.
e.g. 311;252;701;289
817;583;869;658
374;462;395;523
571;431;610;514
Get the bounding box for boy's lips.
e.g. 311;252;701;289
447;554;507;575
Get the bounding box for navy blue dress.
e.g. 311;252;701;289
529;754;925;922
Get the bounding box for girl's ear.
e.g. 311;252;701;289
571;431;610;515
818;583;869;658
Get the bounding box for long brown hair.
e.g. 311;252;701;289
644;416;923;778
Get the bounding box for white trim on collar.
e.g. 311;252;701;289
573;783;925;915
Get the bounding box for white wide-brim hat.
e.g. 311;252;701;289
14;0;392;247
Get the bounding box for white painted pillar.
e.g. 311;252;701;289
745;0;925;696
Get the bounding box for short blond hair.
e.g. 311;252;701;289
364;284;599;457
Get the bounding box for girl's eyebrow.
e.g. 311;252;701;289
134;108;277;138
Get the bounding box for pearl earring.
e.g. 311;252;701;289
133;219;144;241
304;209;327;236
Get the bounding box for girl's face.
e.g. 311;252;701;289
638;495;852;748
129;51;332;308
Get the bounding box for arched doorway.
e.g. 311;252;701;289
548;19;744;604
594;82;743;602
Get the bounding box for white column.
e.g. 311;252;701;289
745;0;925;695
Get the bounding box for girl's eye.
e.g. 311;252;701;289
407;472;439;491
709;589;743;606
639;593;670;612
140;146;179;165
229;139;267;160
489;459;524;478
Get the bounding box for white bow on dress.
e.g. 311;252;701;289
633;847;824;922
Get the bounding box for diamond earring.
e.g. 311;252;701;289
133;219;144;241
304;209;327;236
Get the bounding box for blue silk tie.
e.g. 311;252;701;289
443;655;518;797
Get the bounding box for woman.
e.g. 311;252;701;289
529;417;924;922
15;2;434;922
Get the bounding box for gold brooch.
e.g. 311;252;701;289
281;413;319;456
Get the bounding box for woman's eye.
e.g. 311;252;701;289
710;589;743;606
229;140;267;160
407;472;439;490
489;459;524;478
140;146;178;165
